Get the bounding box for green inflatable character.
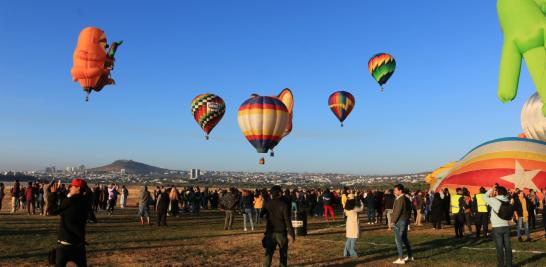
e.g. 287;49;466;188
498;0;546;114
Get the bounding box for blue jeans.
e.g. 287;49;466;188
243;208;254;229
492;226;512;267
255;208;262;224
393;220;412;259
367;208;376;223
344;238;357;257
516;217;530;239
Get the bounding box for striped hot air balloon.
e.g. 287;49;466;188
432;137;546;198
368;53;396;92
238;95;289;164
191;93;226;140
328;91;355;127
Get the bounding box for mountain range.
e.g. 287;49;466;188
89;160;168;174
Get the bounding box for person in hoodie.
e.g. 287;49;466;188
48;179;92;267
343;193;365;257
483;186;513;267
219;188;239;230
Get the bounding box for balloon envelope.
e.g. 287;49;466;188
191;93;226;138
368;53;396;88
328;91;355;125
276;88;294;137
238;95;289;153
432;137;546;197
521;92;546;142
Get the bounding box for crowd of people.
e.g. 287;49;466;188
1;179;545;267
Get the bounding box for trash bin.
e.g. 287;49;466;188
292;210;307;236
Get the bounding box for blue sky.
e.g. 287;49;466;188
0;1;537;174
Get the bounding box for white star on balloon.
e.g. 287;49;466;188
500;161;540;192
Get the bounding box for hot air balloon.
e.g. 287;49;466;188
191;93;226;140
368;53;396;92
238;95;289;164
71;27;122;101
276;88;294;138
425;161;457;191
328;91;355;127
431;137;546;198
521;92;546;142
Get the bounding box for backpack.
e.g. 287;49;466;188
495;200;515;220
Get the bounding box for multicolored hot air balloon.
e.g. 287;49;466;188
431;137;546;198
191;94;226;140
425;161;457;192
328;91;355;127
368;53;396;92
71;27;122;101
238;95;289;164
276;88;294;137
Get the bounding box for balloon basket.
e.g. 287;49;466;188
205;135;209;140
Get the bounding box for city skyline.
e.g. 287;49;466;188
0;1;535;174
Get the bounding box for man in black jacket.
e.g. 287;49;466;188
261;185;296;267
48;178;91;267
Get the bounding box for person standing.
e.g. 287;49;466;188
431;192;444;229
25;182;36;215
414;191;424;226
120;185;128;209
107;184;118;215
219;188;239;230
364;191;377;224
254;191;264;225
384;189;395;230
343;194;365;257
261;185;295;267
443;188;451;225
48;179;91;267
451;188;467;238
168;186;180;217
483;186;513;267
513;189;531;242
138;186;152;225
0;183;4;212
322;189;335;221
542;187;546;238
392;184;413;264
10;180;20;213
240;190;255;231
156;187;169;226
473;187;489;238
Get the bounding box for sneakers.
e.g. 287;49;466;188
244;228;247;232
403;256;414;262
393;258;405;264
518;237;523;242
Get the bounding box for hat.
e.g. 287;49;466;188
71;179;86;188
347;193;355;200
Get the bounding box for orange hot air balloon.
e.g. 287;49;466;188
71;27;122;101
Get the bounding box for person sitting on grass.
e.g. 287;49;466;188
343;193;365;257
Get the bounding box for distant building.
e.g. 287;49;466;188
120;169;127;175
190;169;200;180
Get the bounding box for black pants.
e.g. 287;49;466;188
475;212;489;237
529;210;536;229
157;210;167;226
433;219;442;229
56;244;87;267
263;232;288;267
444;209;451;225
454;214;465;238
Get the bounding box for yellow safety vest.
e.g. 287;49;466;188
451;194;462;214
475;193;487;213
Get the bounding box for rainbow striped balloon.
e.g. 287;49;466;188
328;91;355;127
432;137;546;197
238;95;289;158
368;53;396;91
191;93;225;140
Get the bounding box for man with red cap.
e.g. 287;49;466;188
48;178;92;267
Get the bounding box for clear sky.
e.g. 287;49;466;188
0;1;537;174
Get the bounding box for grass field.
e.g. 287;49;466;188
0;204;545;267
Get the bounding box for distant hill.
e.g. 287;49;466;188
89;160;168;174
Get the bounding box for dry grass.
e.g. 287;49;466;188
1;201;545;266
